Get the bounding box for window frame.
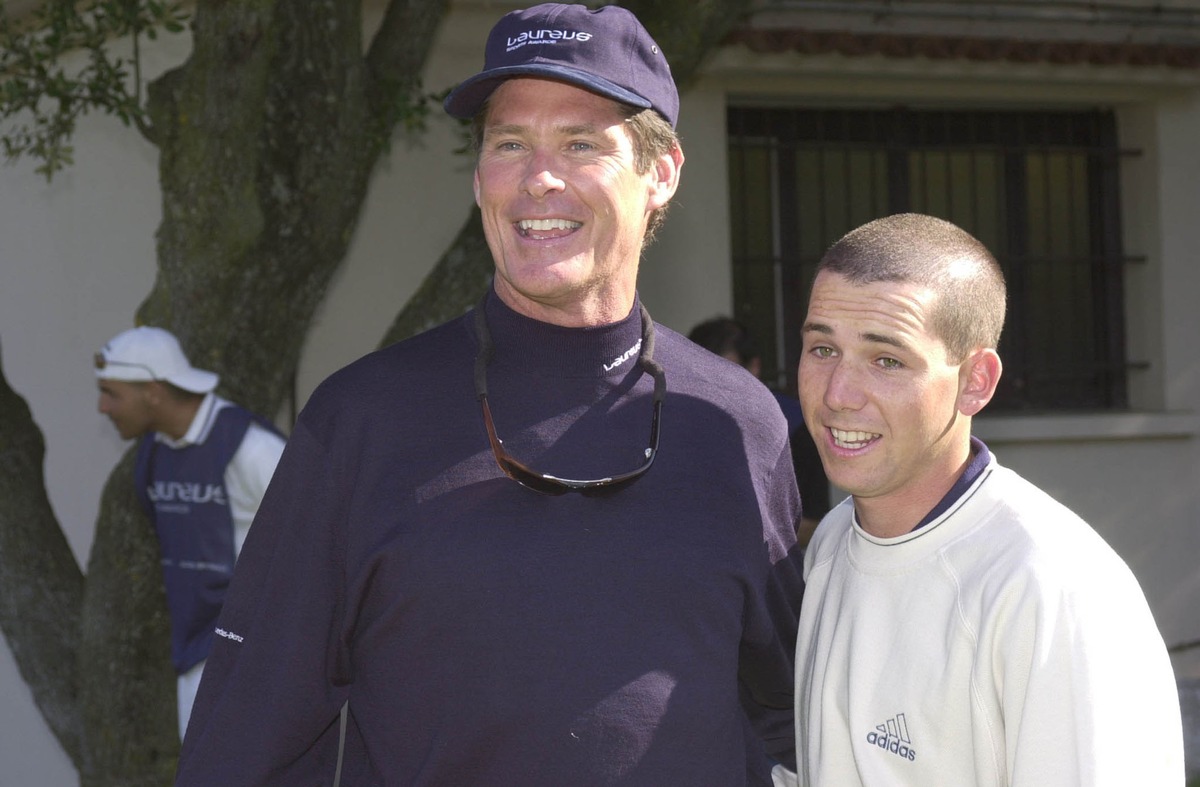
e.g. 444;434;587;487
727;105;1132;412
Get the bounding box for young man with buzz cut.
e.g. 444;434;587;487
793;213;1183;785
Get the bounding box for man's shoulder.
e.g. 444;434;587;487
317;314;472;394
949;466;1170;683
949;463;1141;599
208;398;283;442
297;313;474;427
655;324;778;406
972;463;1095;544
655;326;790;448
805;500;853;566
771;391;806;433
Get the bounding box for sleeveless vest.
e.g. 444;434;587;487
134;403;267;674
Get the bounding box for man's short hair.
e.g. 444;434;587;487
816;213;1007;363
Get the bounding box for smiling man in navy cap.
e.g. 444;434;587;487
178;6;805;785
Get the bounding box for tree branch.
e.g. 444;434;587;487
0;337;85;767
77;450;178;787
367;0;449;81
380;206;493;347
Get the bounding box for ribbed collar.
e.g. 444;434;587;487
911;436;993;530
156;391;219;448
847;446;998;571
479;288;648;379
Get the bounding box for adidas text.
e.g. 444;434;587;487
866;731;917;761
868;713;917;762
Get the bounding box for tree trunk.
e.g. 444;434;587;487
77;450;178;786
0;0;751;782
0;340;85;765
137;0;448;415
380;206;494;346
1;0;448;782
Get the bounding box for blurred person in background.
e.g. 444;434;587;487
95;325;285;739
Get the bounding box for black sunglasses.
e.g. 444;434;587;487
473;293;665;496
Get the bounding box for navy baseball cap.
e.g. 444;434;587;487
444;3;679;128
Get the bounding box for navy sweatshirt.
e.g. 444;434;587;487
177;289;805;786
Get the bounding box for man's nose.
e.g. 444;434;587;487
824;361;867;412
521;152;566;199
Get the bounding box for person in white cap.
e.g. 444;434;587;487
94;325;286;740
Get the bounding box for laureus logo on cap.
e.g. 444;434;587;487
443;3;680;128
506;28;594;52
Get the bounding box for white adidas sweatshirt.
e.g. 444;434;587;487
795;456;1183;786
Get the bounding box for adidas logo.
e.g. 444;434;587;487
866;713;917;762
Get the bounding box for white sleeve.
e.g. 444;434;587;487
223;423;286;558
999;552;1184;785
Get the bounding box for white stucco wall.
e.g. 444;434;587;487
0;35;178;786
700;46;1200;676
2;5;1198;782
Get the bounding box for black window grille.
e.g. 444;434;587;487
727;106;1131;412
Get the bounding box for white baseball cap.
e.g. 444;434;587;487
94;326;219;394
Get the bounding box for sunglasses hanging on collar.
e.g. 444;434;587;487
472;292;665;496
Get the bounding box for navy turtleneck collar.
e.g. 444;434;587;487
911;435;992;531
480;288;647;379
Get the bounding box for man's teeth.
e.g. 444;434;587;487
831;428;879;449
518;218;580;233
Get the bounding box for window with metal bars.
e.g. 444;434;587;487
727;106;1131;412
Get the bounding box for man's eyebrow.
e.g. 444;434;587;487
482;123;522;139
862;332;909;352
483;122;600;138
558;122;599;136
802;322;911;352
801;321;832;336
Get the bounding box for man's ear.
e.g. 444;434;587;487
958;348;1002;417
144;381;168;409
647;145;684;211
